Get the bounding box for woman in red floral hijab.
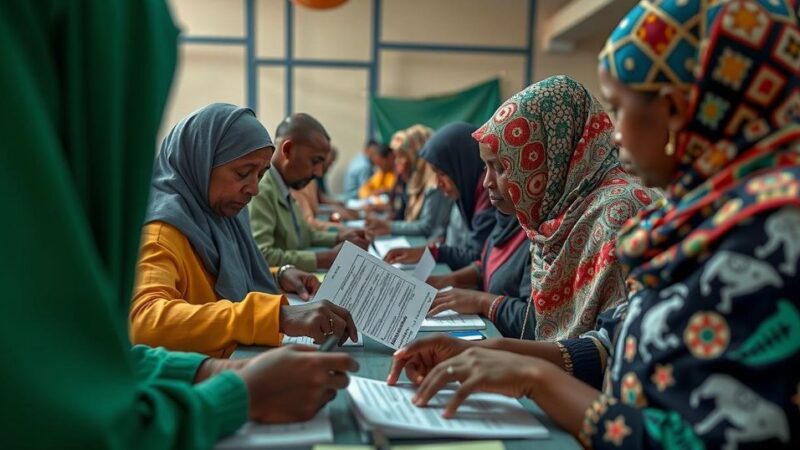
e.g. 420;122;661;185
472;75;654;341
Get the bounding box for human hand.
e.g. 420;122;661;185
279;267;320;301
383;246;424;264
386;334;474;385
337;228;370;249
364;217;391;236
412;347;549;418
316;243;343;269
334;206;359;221
425;274;453;290
280;300;358;346
428;288;494;317
237;345;358;423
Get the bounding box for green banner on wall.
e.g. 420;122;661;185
371;78;501;143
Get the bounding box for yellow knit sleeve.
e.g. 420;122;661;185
130;223;285;357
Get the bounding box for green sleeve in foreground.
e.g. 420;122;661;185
0;2;249;448
132;345;208;383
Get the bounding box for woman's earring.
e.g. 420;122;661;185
665;131;676;156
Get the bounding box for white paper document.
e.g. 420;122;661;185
344;219;366;228
411;247;436;282
283;333;364;347
314;242;436;349
345;198;369;209
370;236;411;257
345;194;389;210
347;376;548;440
368;236;429;271
215;410;333;449
420;310;486;331
369;238;414;270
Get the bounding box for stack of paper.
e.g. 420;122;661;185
420;310;486;331
216;411;333;449
346;376;548;440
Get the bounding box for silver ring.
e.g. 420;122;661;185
446;365;454;375
328;317;335;332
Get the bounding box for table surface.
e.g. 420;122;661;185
241;233;581;448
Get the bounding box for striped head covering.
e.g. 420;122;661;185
473;76;655;341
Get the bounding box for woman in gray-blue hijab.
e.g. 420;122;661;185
131;103;357;357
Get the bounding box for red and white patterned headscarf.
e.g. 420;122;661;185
473;76;656;340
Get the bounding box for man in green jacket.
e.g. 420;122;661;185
0;2;356;448
250;113;369;271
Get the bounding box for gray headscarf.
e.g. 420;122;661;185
145;103;278;300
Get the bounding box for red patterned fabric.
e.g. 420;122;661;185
473;76;657;341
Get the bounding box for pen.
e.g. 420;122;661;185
319;335;338;352
371;426;390;450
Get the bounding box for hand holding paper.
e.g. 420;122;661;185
315;242;436;349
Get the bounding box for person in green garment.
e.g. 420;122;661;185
0;1;357;448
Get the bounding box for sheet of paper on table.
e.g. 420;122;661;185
369;236;416;270
345;194;389;210
216;410;333;449
419;309;486;331
346;376;548;440
314;242;436;349
412;272;485;333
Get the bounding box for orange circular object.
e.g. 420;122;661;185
292;0;348;9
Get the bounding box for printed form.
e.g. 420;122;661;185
215;410;332;449
347;376;548;439
315;242;436;349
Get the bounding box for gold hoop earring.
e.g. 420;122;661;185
665;131;676;156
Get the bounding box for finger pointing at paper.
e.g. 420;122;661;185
411;347;552;418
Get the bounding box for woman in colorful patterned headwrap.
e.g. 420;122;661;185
471;76;655;341
389;1;800;449
365;124;453;238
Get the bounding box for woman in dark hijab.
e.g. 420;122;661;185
384;122;496;270
131;103;357;357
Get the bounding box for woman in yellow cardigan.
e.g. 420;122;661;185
358;142;396;200
131;103;357;357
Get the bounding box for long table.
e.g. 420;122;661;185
233;233;581;448
234;323;581;449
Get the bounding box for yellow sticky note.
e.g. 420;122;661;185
314;273;326;282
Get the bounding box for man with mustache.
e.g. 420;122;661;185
250;113;368;271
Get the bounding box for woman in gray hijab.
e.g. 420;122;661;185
131;103;357;357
